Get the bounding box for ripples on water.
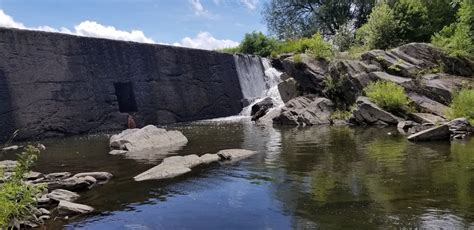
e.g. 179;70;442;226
2;122;474;229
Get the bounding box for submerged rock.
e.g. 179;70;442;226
134;149;256;181
58;200;94;215
408;124;450;141
74;172;113;183
47;189;80;202
352;97;402;125
109;125;188;153
273;96;334;126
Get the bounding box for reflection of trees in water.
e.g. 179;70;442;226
268;126;474;228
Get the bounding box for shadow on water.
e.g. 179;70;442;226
2;122;474;229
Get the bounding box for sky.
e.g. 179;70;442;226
0;0;268;50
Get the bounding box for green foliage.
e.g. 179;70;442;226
0;146;42;228
304;33;334;60
364;81;409;113
356;2;399;49
393;0;430;42
330;109;353;120
448;88;474;124
293;54;302;64
432;0;474;58
220;46;240;54
333;23;356;52
239;31;278;57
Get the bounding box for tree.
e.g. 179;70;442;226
356;2;399;49
263;0;375;39
239;31;278;57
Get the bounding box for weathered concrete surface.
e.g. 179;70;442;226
0;28;245;141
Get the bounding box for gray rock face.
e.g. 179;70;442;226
47;189;80;202
109;125;188;153
251;98;274;121
134;149;256;181
369;71;413;85
397;121;427;135
0;160;17;172
278;77;299;103
352;97;402;125
408;124;450;141
410;113;446;124
74;172;113;182
47;176;93;191
418;74;473;105
408;93;449;117
58;200;94;215
0;28;245;141
273;96;334;126
282;54;328;95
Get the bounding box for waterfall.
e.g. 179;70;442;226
203;55;284;122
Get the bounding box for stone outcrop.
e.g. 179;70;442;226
273;96;334;126
0;27;246;141
251;97;274;121
134;149;256;181
417;73;473;105
408;93;449;117
47;189;80;202
278;77;299;103
352;97;402;125
58;200;94;215
109;125;188;153
281;54;328;95
410;113;446;124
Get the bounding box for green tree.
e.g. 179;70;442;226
356;2;399;49
393;0;430;42
263;0;375;39
239;31;278;57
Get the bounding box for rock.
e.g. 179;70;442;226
162;155;202;168
47;177;92;191
109;125;188;153
251;98;274;121
45;172;72;180
408;124;450;141
273;96;334;126
408;93;449;117
352;97;402;125
418;74;473;105
410;113;446;124
74;172;113;182
369;71;412;85
82;176;97;186
109;150;128;155
199;153;220;164
38;208;50;216
2;145;19;151
134;164;191;182
447;118;472;139
58;200;94;215
35;195;51;205
282;54;328;95
397;121;423;135
25;171;43;180
47;189;80;202
256;107;282;126
0;160;17;172
39;215;50;221
217;149;257;161
278;78;299;103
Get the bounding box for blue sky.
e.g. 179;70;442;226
0;0;268;49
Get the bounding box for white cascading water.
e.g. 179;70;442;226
204;54;284;122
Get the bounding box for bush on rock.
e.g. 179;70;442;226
364;81;409;113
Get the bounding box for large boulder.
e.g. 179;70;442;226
417;74;474;105
273;96;334;126
109;125;188;153
352;97;402;125
408;124;450;141
410;113;446;124
408;93;449;117
278;78;299;103
282;54;328;95
251;98;274;121
58;200;94;215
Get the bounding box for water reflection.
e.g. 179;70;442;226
2;122;474;229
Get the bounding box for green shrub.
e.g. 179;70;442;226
305;33;334;60
448;88;474;124
364;81;409;113
0;146;42;228
432;0;473;58
239;31;278;57
356;2;399;49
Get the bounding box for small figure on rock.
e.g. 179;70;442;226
127;114;137;129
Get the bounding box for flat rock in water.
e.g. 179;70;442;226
108;150;127;155
58;200;94;215
45;172;72;180
408;124;450;141
109;125;188;153
134;164;191;181
74;172;113;182
199;154;220;164
47;177;93;191
47;189;80;202
217;149;257;161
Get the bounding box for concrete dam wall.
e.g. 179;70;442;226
0;28;266;140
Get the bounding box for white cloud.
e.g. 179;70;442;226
189;0;208;16
0;9;154;44
174;32;239;50
240;0;259;10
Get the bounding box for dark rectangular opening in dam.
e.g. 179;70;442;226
114;82;138;113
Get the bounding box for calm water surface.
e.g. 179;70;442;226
2;121;474;229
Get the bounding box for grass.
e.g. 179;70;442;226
364;81;410;113
330;109;353;120
0;145;43;228
447;88;474;124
